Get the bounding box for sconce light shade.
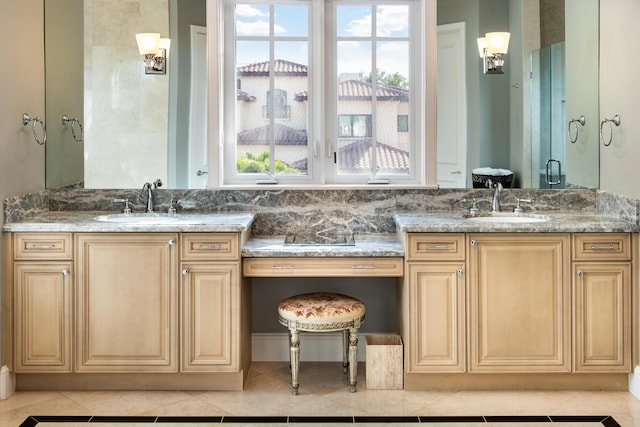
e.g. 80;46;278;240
478;31;510;74
485;32;510;55
136;33;161;55
135;33;169;75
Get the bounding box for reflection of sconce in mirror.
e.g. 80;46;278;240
477;32;510;74
135;33;170;75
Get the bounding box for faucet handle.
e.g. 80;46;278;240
113;198;132;214
168;197;180;214
514;198;533;213
463;197;480;216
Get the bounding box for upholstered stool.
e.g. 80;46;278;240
277;292;366;395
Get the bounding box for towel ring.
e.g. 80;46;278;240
22;113;47;146
568;115;586;144
600;114;621;147
62;114;84;143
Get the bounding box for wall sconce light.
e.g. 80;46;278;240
135;33;170;75
477;32;510;74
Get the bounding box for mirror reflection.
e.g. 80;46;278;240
436;0;599;189
44;0;599;190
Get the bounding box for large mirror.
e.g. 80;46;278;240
44;0;599;189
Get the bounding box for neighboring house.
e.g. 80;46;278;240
236;59;410;174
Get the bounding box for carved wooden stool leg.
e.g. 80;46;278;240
289;328;300;395
342;329;349;373
348;326;358;392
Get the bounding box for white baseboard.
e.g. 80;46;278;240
252;332;370;362
630;366;640;399
0;366;15;400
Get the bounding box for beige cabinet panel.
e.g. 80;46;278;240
573;262;631;372
181;263;239;371
75;233;178;372
14;262;72;372
468;234;571;372
407;262;465;372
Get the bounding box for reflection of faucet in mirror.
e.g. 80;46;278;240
142;179;163;212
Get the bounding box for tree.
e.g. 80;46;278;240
363;69;408;89
236;151;300;174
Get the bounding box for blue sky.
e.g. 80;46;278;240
235;2;410;80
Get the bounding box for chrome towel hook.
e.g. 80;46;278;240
600;114;621;147
62;114;84;143
568;115;586;144
22;113;47;146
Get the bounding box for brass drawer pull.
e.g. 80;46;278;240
352;265;376;269
590;245;616;250
422;244;449;250
28;244;57;250
198;244;222;250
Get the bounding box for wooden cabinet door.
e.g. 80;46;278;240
180;263;239;372
468;234;571;372
407;262;465;372
14;262;72;372
75;233;178;372
573;262;631;372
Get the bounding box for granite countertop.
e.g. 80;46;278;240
242;235;404;258
394;212;640;233
2;211;256;233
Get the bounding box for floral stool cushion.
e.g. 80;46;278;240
278;292;366;331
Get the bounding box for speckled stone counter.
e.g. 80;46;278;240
394;212;640;233
1;211;255;233
242;235;404;257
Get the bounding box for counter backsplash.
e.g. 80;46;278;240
4;187;637;235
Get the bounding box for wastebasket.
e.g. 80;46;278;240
472;167;514;188
365;335;403;390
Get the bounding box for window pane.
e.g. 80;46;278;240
375;40;410;175
235;4;310;177
337;5;372;37
376;5;409;37
235;4;270;37
335;3;411;178
274;4;308;37
274;42;309;175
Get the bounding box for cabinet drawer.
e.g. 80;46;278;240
243;257;404;277
181;233;239;261
406;233;465;261
572;233;631;261
13;233;72;260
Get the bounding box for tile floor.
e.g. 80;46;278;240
1;362;639;426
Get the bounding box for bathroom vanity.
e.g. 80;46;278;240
395;213;637;390
2;202;638;392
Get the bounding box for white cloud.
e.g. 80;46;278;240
236;21;286;36
345;5;408;37
235;4;267;18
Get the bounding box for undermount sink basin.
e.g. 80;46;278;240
94;213;184;224
464;213;551;223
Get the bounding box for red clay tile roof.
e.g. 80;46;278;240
237;59;308;76
294;80;408;102
338;138;409;173
237;124;308;145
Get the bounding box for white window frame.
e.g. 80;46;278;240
206;0;436;188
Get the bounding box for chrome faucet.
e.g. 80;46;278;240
486;178;503;212
142;179;162;213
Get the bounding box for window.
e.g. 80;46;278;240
338;115;372;137
397;115;409;133
220;0;431;186
264;89;291;119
